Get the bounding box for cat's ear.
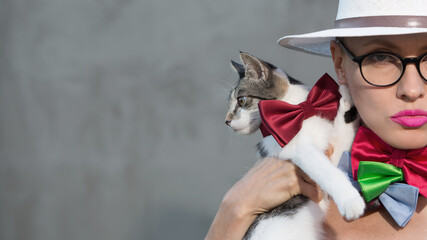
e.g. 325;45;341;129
230;60;245;79
239;52;270;82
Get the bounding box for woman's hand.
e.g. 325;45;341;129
224;157;322;216
205;157;322;240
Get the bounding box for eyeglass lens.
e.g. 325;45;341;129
361;53;427;86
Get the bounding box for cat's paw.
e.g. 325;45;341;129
337;193;366;220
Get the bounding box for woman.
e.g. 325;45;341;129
206;0;427;239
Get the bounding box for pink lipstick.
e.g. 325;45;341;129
391;109;427;128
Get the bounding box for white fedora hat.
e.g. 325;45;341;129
278;0;427;56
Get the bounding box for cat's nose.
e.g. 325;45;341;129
225;120;231;126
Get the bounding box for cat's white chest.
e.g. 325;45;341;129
258;135;282;158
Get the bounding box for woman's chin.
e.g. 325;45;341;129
382;131;427;150
389;140;427;150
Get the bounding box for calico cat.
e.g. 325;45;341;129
225;52;365;240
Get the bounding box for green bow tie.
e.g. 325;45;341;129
357;161;404;202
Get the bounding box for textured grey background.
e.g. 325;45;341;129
0;0;338;239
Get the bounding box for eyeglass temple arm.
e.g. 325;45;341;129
335;40;357;60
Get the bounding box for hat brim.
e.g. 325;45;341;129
278;27;427;57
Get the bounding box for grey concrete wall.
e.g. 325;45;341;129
0;0;338;239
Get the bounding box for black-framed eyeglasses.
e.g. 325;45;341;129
336;40;427;87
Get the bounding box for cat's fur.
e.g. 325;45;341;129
225;52;365;240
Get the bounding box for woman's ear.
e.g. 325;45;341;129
330;40;348;85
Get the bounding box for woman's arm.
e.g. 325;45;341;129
204;196;256;240
205;157;322;240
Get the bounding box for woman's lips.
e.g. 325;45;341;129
391;110;427;128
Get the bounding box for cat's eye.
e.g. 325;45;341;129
237;96;247;107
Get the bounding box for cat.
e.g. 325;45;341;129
225;52;365;240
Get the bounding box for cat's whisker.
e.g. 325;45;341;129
212;78;235;89
209;79;235;104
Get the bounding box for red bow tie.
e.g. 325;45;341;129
351;126;427;198
258;73;341;147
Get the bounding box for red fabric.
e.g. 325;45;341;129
351;126;427;198
258;73;341;147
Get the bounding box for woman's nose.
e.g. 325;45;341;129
396;64;426;101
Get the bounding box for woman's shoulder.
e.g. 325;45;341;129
323;196;427;240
